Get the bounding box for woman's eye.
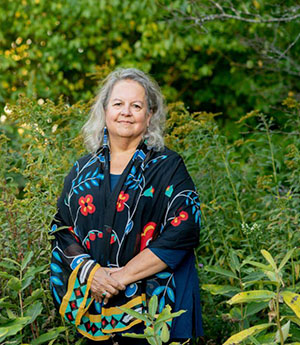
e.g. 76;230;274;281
113;103;121;106
133;104;141;110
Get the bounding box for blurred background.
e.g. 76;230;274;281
1;0;299;127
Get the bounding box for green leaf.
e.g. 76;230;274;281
0;271;14;279
24;264;48;279
229;250;240;273
281;291;300;318
278;248;295;271
0;297;16;309
160;322;170;343
6;309;17;319
156;305;186;324
244;302;269;317
205;265;238;279
202;284;240;296
121;333;147;339
228;290;276;305
0;261;19;271
24;289;44;307
222;323;274;345
263;270;280;284
22;275;34;291
275;321;290;343
282;316;300;327
21;251;34;271
31;327;66;345
7;277;22;292
0;317;31;342
244;260;273;271
3;258;21;267
149;295;158;318
25;301;43;324
156;305;172;323
119;307;149;323
0;329;8;338
261;250;277;271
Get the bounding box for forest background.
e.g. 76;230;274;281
1;0;300;344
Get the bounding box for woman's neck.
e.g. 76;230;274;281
109;137;141;174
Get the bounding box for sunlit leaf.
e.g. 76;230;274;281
261;250;277;271
228;290;276;305
222;323;274;345
282;291;300;318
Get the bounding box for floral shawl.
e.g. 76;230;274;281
49;141;201;341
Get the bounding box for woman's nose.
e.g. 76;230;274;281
120;104;131;115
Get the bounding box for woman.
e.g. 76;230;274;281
50;68;203;344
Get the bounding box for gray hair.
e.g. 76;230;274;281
82;68;166;152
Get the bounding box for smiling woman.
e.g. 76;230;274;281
49;68;203;344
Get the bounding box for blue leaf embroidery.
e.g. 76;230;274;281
52;286;61;304
50;263;62;273
125;221;133;235
94;301;102;313
156;272;171;279
159;296;165;313
167;287;175;302
85;171;91;179
92;168;99;177
84;182;91;189
152;286;165;296
52;251;62;263
50;276;63;286
91;180;99;186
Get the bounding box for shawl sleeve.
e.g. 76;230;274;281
49;163;100;326
148;157;201;252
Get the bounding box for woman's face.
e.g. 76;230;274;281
105;79;151;145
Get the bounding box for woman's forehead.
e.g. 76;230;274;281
110;79;146;101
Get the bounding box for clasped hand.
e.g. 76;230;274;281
90;267;125;305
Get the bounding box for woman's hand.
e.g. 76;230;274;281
91;267;125;304
110;249;168;286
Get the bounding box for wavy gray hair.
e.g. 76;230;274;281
82;68;166;152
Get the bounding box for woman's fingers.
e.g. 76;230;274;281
90;267;126;304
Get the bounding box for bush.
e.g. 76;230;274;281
1;96;299;343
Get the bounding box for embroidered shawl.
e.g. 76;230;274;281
49;142;201;340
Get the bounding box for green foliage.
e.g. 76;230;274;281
1;94;300;343
165;97;300;343
0;97;88;344
1;0;299;127
120;295;186;345
213;249;299;345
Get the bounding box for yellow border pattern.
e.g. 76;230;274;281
75;264;100;326
59;263;147;340
59;261;83;317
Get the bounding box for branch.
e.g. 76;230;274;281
165;1;300;26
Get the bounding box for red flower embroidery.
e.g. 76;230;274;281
68;226;80;242
116;191;129;212
79;194;96;216
140;222;156;251
110;234;117;244
171;211;189;227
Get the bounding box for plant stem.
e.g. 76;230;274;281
221;152;245;223
275;285;284;345
19;269;23;317
260;114;279;196
221;151;252;255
